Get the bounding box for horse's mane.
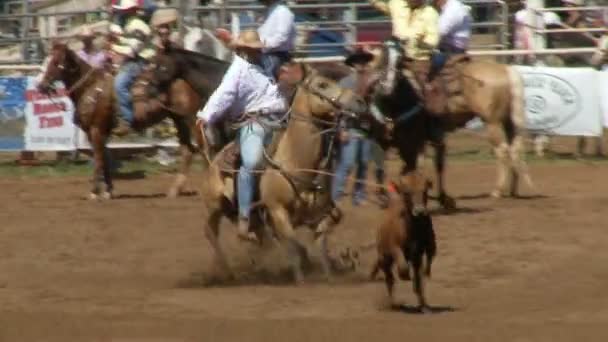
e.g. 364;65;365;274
171;47;230;69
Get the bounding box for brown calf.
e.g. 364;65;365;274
370;171;437;312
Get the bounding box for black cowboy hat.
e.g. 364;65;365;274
344;48;374;67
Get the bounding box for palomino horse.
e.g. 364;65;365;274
37;42;202;199
148;50;368;283
198;63;368;284
369;39;535;202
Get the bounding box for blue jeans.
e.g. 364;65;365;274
261;51;291;80
238;121;273;219
428;52;449;81
370;141;386;185
332;132;372;204
114;60;143;123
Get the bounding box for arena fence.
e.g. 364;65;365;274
0;2;606;157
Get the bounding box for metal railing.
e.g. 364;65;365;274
0;0;510;64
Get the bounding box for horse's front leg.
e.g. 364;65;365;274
167;118;195;198
101;145;114;199
432;140;456;209
88;127;110;200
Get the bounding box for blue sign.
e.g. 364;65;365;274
0;77;27;150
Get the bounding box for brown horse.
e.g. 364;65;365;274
37;42;201;199
369;39;535;204
197;63;368;284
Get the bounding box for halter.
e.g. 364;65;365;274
42;50;100;96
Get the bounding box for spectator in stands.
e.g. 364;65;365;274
76;27;107;69
562;0;585;27
591;31;608;70
150;7;181;51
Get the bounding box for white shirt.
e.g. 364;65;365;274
197;55;287;125
257;2;297;53
438;0;472;50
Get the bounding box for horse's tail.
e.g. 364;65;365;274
506;66;526;132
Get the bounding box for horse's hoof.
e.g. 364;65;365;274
439;194;457;210
167;188;179;199
101;191;113;200
237;232;259;244
491;190;503;199
88;193;99;201
418;305;432;314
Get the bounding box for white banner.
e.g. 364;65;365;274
514;66;603;137
600;70;608;128
23;77;79;151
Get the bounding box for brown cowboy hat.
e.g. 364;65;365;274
233;30;264;50
344;47;374;67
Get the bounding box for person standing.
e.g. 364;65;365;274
332;48;389;208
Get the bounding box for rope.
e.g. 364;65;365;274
212;163;390;191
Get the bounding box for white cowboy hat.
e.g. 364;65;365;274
233;30;264;50
151;8;179;27
543;11;562;26
79;26;94;37
112;0;140;11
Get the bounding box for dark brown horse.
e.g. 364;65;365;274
37;42;203;199
368;39;535;206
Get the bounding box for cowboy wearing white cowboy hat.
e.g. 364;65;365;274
110;0;155;135
150;6;181;51
196;30;287;242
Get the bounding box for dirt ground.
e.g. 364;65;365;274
1;135;608;341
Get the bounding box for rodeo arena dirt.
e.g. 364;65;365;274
2;0;608;341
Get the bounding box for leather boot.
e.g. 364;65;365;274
237;218;258;243
112;117;131;137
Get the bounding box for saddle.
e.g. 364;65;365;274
215;128;286;207
417;54;471;116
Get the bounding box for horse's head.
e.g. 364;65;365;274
393;171;432;216
286;63;368;122
149;51;180;88
372;37;406;96
37;41;76;94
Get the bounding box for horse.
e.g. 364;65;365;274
368;40;535;203
197;63;368;284
147;49;372;283
36;42;202;199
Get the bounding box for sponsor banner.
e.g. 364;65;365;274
0;77;27;150
23;77;78;151
514;66;602;137
600;70;608;128
0;76;177;151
